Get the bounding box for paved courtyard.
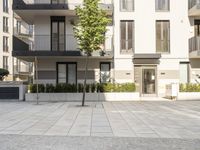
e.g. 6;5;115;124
0;101;200;139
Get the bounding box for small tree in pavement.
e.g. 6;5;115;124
74;0;110;106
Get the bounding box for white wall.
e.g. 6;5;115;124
0;0;13;80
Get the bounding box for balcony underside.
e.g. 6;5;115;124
189;50;200;58
189;5;200;16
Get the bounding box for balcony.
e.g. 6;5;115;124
13;0;113;24
13;34;113;61
189;36;200;58
188;0;200;16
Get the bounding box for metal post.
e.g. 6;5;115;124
35;57;39;105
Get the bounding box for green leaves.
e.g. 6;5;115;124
0;68;9;81
74;0;111;56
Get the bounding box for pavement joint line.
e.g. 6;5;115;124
121;102;161;138
43;103;70;135
0;103;48;132
66;106;82;136
112;102;137;135
19;103;65;135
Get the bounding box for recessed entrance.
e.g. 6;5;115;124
142;68;156;95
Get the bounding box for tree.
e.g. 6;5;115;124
74;0;110;106
0;68;9;81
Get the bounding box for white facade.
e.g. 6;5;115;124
0;0;13;80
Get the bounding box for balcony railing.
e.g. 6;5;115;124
189;36;200;52
189;0;200;9
30;34;113;52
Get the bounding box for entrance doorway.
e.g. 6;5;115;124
142;68;156;95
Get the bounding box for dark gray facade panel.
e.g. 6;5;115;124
37;71;57;80
0;87;19;99
133;59;160;64
77;71;95;80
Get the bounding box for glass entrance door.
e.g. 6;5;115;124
142;68;156;94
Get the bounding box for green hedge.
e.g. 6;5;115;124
29;83;136;93
180;83;200;92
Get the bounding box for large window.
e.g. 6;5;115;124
3;17;8;33
194;20;200;36
156;20;170;53
179;62;189;83
100;62;111;83
3;56;8;70
120;0;134;12
51;16;65;51
120;20;134;54
57;63;77;84
3;0;8;13
155;0;169;11
3;36;9;52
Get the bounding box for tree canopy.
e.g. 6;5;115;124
74;0;111;56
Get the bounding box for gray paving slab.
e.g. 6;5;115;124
0;101;200;140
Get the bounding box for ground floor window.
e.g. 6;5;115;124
100;62;111;83
56;62;77;84
179;62;189;83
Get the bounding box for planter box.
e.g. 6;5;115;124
25;92;140;102
178;92;200;100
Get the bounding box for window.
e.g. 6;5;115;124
3;17;8;33
3;56;8;70
120;20;134;54
16;20;21;34
155;0;169;11
51;16;65;51
179;62;189;83
194;20;200;36
100;62;111;83
57;63;77;84
3;0;8;13
156;20;170;53
120;0;134;11
51;0;66;4
3;36;9;52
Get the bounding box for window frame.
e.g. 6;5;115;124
120;20;134;54
156;20;170;54
155;0;170;12
56;62;77;85
120;0;134;12
100;62;111;83
3;0;9;13
3;56;8;70
3;36;9;52
3;17;8;33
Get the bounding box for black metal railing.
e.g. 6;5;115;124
29;34;113;52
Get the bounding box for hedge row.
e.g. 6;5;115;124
29;83;136;93
180;83;200;92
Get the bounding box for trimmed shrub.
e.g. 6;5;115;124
180;83;200;92
0;68;9;81
46;84;55;93
29;83;136;93
29;84;45;93
91;83;96;93
78;84;84;92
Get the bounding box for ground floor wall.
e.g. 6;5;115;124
35;57;200;97
35;57;114;84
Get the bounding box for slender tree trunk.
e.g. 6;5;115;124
82;55;89;106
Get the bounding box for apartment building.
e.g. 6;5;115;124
0;0;13;80
0;0;33;81
12;0;200;97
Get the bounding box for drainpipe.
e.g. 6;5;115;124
35;57;39;105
